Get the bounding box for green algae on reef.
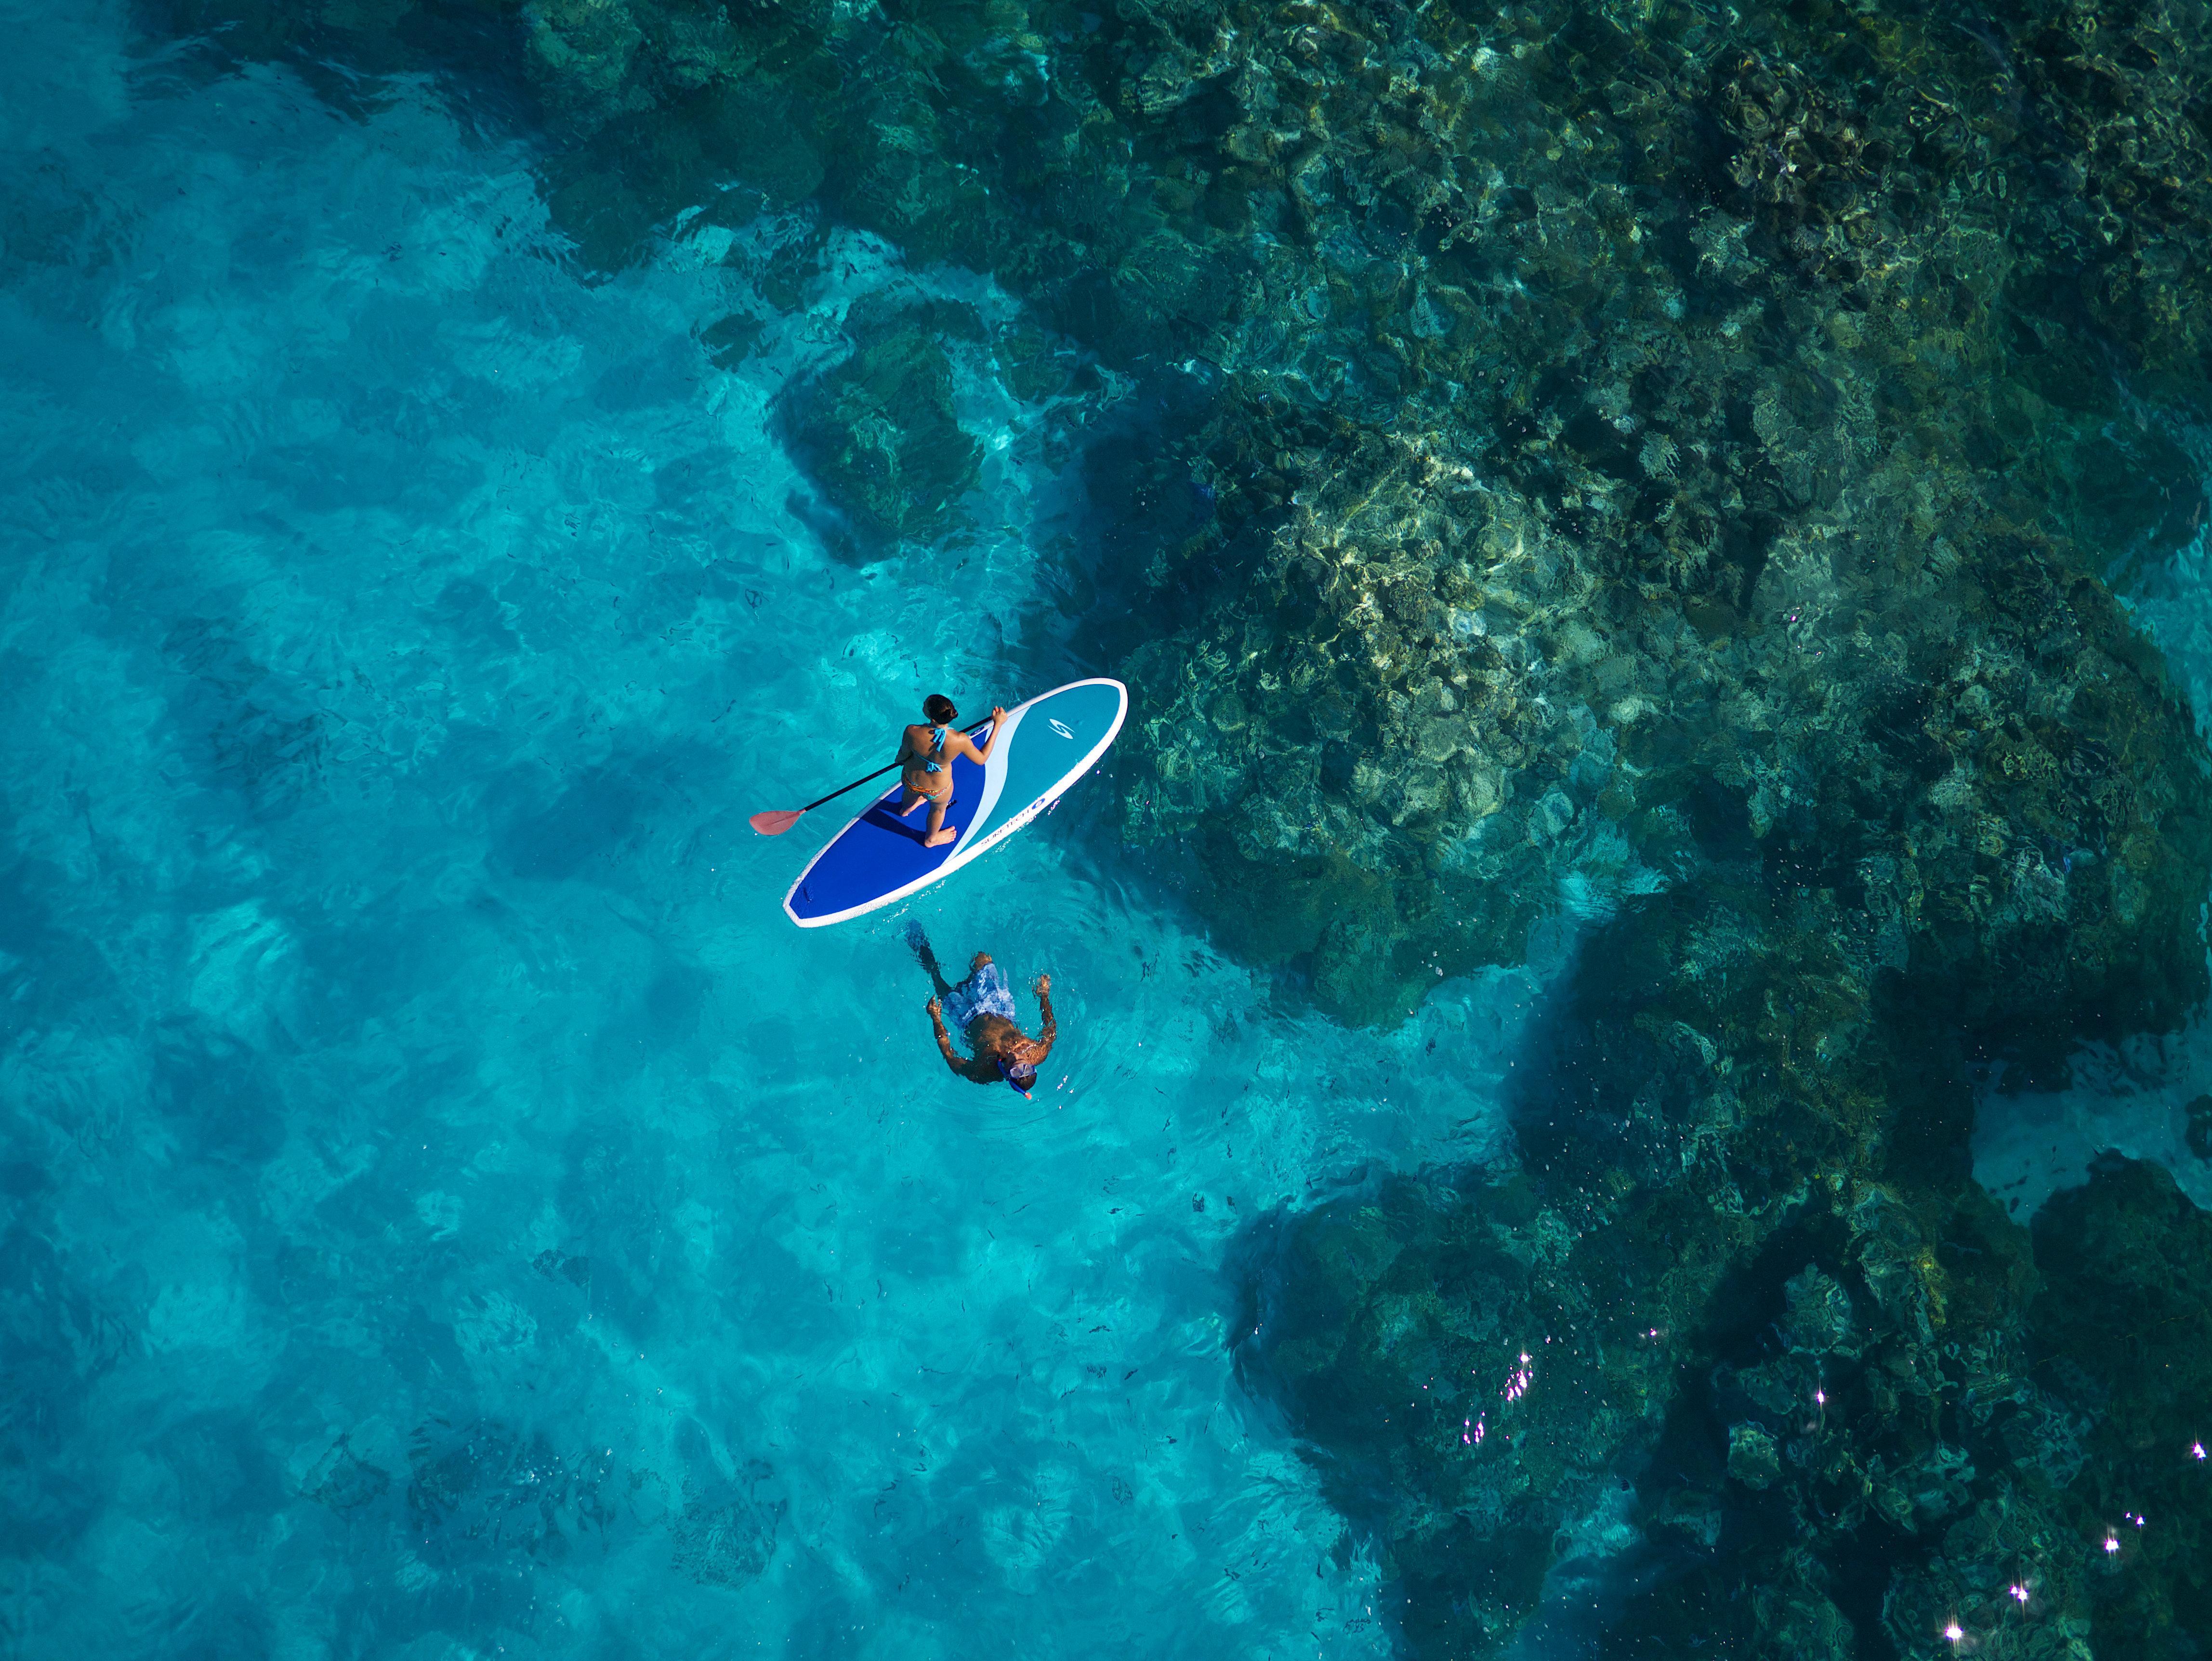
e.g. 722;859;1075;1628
138;0;2212;1652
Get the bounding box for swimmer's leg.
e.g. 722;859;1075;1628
906;922;953;996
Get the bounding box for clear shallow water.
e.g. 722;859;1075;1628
0;10;1551;1656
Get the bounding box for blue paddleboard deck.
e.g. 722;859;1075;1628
783;678;1128;928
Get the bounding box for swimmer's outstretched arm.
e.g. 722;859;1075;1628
926;999;960;1069
1031;974;1057;1063
927;998;985;1079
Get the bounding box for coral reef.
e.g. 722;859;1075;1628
1085;0;2212;1024
2028;1157;2212;1652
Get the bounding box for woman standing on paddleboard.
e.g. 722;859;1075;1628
895;693;1005;848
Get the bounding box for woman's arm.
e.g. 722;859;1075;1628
958;708;1010;765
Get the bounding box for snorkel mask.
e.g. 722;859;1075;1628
997;1055;1037;1098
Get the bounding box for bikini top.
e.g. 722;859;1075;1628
921;724;949;775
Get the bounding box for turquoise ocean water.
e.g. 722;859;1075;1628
0;8;1567;1656
14;7;2212;1658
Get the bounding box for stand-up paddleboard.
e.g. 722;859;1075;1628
783;678;1128;928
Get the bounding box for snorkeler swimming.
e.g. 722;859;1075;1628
910;929;1056;1096
894;693;1006;849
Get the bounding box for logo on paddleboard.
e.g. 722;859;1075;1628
1049;718;1074;739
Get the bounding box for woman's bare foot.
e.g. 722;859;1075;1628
925;828;957;847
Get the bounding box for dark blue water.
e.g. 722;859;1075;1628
0;8;1565;1654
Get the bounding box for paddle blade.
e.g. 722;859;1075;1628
749;808;805;836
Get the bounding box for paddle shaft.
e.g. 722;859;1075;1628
798;716;998;814
797;758;901;815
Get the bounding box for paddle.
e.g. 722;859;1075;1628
748;762;904;837
749;714;995;836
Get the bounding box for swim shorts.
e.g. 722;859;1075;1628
942;962;1016;1029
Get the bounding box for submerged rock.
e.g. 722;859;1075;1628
302;1437;390;1513
1725;1422;1781;1490
2029;1158;2212;1655
670;1486;783;1587
782;327;982;546
1236;1170;1676;1650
